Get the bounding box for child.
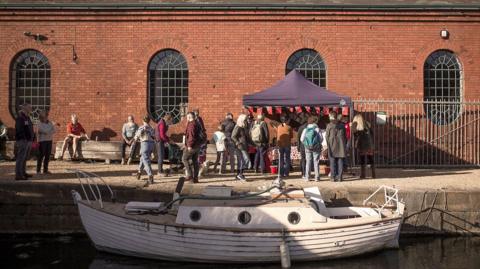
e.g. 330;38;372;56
212;124;227;174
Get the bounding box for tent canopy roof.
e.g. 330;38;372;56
243;70;351;107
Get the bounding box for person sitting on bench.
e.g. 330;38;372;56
59;114;89;160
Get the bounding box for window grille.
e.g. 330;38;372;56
148;49;188;124
10;50;51;121
424;50;462;125
286;49;326;87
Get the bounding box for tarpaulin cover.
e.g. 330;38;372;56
243;70;351;107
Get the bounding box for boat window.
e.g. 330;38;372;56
189;210;201;222
238;211;251;225
288;212;301;225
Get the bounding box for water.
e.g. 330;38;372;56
1;235;479;269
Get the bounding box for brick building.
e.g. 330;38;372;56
1;0;480;144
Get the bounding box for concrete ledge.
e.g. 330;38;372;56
1;161;479;235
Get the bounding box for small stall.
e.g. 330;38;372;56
242;70;353;175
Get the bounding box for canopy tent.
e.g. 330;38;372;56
243;70;351;108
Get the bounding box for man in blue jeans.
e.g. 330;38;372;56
155;113;172;176
275;115;293;178
14;103;34;181
326;111;347;182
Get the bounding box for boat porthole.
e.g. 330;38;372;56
288;212;301;225
238;211;252;225
190;210;201;222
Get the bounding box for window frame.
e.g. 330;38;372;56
147;49;189;124
285;48;327;88
423;49;463;125
9;49;51;122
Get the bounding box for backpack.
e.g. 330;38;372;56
250;123;264;145
302;126;321;150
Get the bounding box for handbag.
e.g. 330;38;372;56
31;142;40;151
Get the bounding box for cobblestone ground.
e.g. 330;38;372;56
1;160;479;194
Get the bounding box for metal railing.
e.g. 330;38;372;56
363;185;402;218
69;169;115;208
353;99;480;167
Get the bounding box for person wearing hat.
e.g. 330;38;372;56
133;115;156;187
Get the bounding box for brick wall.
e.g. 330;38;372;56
0;9;479;142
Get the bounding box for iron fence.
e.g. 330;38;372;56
353;99;480;168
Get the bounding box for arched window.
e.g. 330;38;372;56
148;49;188;124
424;50;462;125
285;49;326;87
10;50;51;121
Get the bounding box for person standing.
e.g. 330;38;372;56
231;114;249;181
155;114;172;176
276;115;293;178
0;118;7;161
251;114;269;174
59;114;89;160
352;114;376;179
182;112;201;183
133;115;155;187
15;103;34;180
212;124;227;174
300;116;323;181
297;120;308;178
36;110;56;175
326;111;347;182
221;113;236;173
193;109;207;167
121;115;138;165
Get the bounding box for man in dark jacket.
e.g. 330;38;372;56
182;112;200;183
251;114;270;174
325;111;347;182
15;103;34;180
221;112;236;173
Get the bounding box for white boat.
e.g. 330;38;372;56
71;170;405;266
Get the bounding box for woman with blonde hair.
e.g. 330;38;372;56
352;114;375;179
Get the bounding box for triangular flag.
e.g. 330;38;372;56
296;106;303;113
266;106;273;115
276;107;283;114
342;107;349;116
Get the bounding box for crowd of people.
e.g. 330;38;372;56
10;102;376;185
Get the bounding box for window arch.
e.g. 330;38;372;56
424;50;462;125
148;49;188;124
10;49;51;121
285;49;326;87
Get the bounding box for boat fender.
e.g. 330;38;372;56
143;219;150;231
280;241;291;269
71;190;82;204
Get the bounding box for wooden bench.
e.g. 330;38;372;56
53;140;218;163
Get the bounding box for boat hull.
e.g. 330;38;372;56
77;202;402;263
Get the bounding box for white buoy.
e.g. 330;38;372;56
280;241;291;268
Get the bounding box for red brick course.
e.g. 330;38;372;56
0;9;479;141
